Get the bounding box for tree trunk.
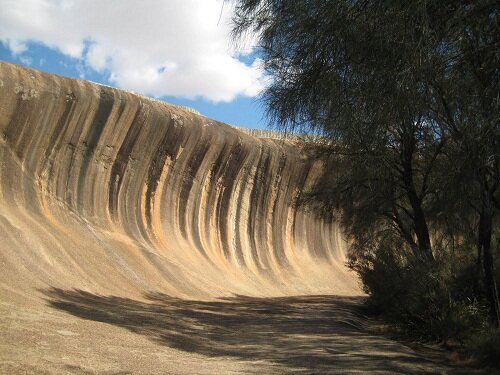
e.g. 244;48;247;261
473;227;483;298
479;192;500;326
407;186;433;260
401;155;433;260
400;128;434;261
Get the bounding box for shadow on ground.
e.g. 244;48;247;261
43;288;461;374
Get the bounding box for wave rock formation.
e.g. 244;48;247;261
1;62;465;375
0;61;358;301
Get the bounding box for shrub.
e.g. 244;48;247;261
468;328;500;367
350;241;488;343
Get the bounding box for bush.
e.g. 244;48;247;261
468;328;500;367
350;241;488;343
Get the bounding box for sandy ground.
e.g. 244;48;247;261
1;289;483;374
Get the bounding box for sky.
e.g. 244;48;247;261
0;0;269;129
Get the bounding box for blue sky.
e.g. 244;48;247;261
0;0;268;129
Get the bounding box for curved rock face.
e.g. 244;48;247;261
0;61;359;301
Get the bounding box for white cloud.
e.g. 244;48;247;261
0;0;265;102
19;55;32;66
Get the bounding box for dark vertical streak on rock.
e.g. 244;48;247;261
44;94;77;162
232;159;250;268
145;115;183;229
204;142;229;249
77;86;114;211
86;87;115;156
40;87;79;193
212;145;235;260
5;97;32;159
185;139;214;258
109;103;145;218
178;137;210;240
248;150;271;270
116;97;127;122
271;152;289;266
291;161;315;245
217;141;247;261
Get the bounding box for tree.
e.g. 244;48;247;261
425;0;500;324
231;0;500;324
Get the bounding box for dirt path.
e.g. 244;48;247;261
1;291;482;374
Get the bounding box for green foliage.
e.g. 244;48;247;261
233;0;500;263
350;241;488;341
468;328;500;367
232;0;500;339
